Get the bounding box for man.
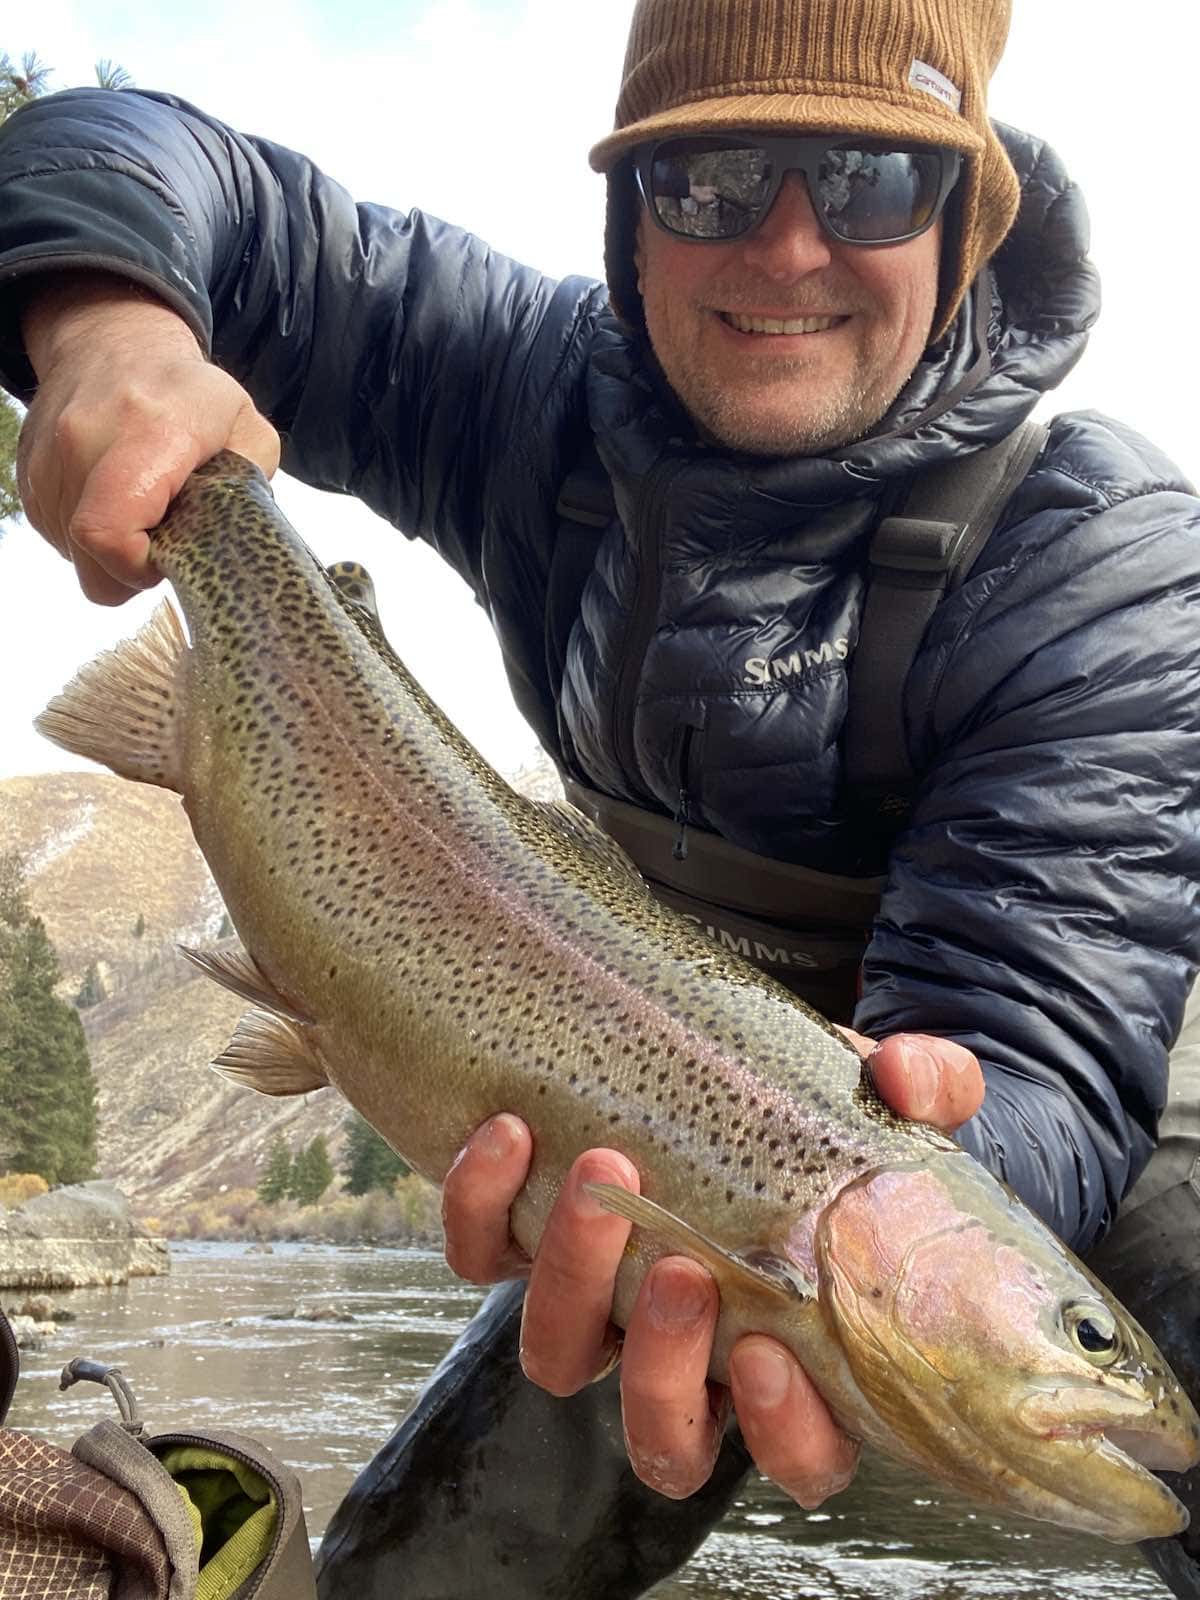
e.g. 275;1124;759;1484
0;1;1198;1596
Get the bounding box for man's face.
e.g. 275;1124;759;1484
634;170;943;457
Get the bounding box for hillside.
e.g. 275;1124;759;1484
0;772;357;1215
0;757;562;1221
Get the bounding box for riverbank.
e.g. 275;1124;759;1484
158;1174;443;1248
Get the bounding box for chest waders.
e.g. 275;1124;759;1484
314;419;1200;1600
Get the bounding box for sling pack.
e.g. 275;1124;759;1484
0;1308;318;1600
549;421;1049;1018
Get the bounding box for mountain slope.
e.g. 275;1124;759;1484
0;772;349;1210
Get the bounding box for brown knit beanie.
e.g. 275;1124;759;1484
590;0;1020;341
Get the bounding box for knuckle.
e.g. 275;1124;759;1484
782;1461;858;1510
518;1345;580;1398
519;1308;589;1396
633;1461;705;1500
623;1369;684;1409
52;404;95;454
625;1427;714;1499
441;1236;495;1285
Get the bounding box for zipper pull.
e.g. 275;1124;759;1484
673;722;701;861
673;787;690;861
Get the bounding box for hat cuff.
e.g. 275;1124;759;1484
589;87;986;172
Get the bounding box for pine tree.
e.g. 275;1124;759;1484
0;852;97;1184
75;961;105;1009
256;1134;294;1205
289;1135;334;1206
341;1110;410;1195
0;51;134;529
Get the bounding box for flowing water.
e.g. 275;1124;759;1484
6;1241;1172;1599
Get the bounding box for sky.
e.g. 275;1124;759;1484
1;0;1197;782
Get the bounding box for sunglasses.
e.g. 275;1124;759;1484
634;135;962;247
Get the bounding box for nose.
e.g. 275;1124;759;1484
740;171;834;280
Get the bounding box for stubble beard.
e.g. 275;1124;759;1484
650;332;912;458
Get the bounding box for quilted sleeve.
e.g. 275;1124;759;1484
855;422;1200;1251
0;86;603;594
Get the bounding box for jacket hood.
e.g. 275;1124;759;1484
588;122;1101;496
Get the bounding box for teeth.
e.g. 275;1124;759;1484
723;312;842;335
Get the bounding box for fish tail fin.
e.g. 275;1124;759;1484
35;601;188;791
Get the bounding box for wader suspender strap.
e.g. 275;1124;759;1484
548;444;618;771
843;417;1049;813
549;420;1049;1016
551;417;1050;812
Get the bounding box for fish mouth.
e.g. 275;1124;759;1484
993;1386;1192;1539
1017;1382;1199;1472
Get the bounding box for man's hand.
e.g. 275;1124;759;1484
17;272;280;605
442;1030;984;1505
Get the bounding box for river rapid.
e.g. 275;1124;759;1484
6;1240;1171;1599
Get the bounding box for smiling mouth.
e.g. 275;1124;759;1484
718;311;849;336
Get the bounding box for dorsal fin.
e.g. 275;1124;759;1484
326;561;381;621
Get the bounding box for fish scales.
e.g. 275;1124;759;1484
166;465;912;1232
36;452;1200;1544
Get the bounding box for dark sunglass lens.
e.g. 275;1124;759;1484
649;142;771;239
817;148;944;241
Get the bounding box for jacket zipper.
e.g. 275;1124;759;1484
673;720;702;861
612;456;688;800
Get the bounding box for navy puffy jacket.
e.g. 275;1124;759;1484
1;89;1198;1251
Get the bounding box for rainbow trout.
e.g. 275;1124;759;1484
37;452;1200;1541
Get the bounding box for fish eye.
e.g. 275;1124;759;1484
1063;1301;1121;1365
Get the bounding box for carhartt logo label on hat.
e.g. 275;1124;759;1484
909;59;962;113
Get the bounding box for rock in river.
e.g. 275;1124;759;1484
0;1181;169;1289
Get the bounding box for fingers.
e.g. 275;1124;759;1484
67;543;154;608
442;1113;533;1284
16;284;279;603
48;375;279;595
729;1336;860;1508
519;1149;639;1395
619;1256;727;1498
867;1033;985;1131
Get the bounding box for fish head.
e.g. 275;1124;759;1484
814;1158;1200;1541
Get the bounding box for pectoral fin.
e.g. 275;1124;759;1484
180;942;311;1024
213;1009;329;1097
584;1183;814;1304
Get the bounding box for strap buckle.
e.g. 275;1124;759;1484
868;515;963;588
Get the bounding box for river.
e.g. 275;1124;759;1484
6;1240;1172;1599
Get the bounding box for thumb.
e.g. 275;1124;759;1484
224;401;282;480
868;1034;984;1131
